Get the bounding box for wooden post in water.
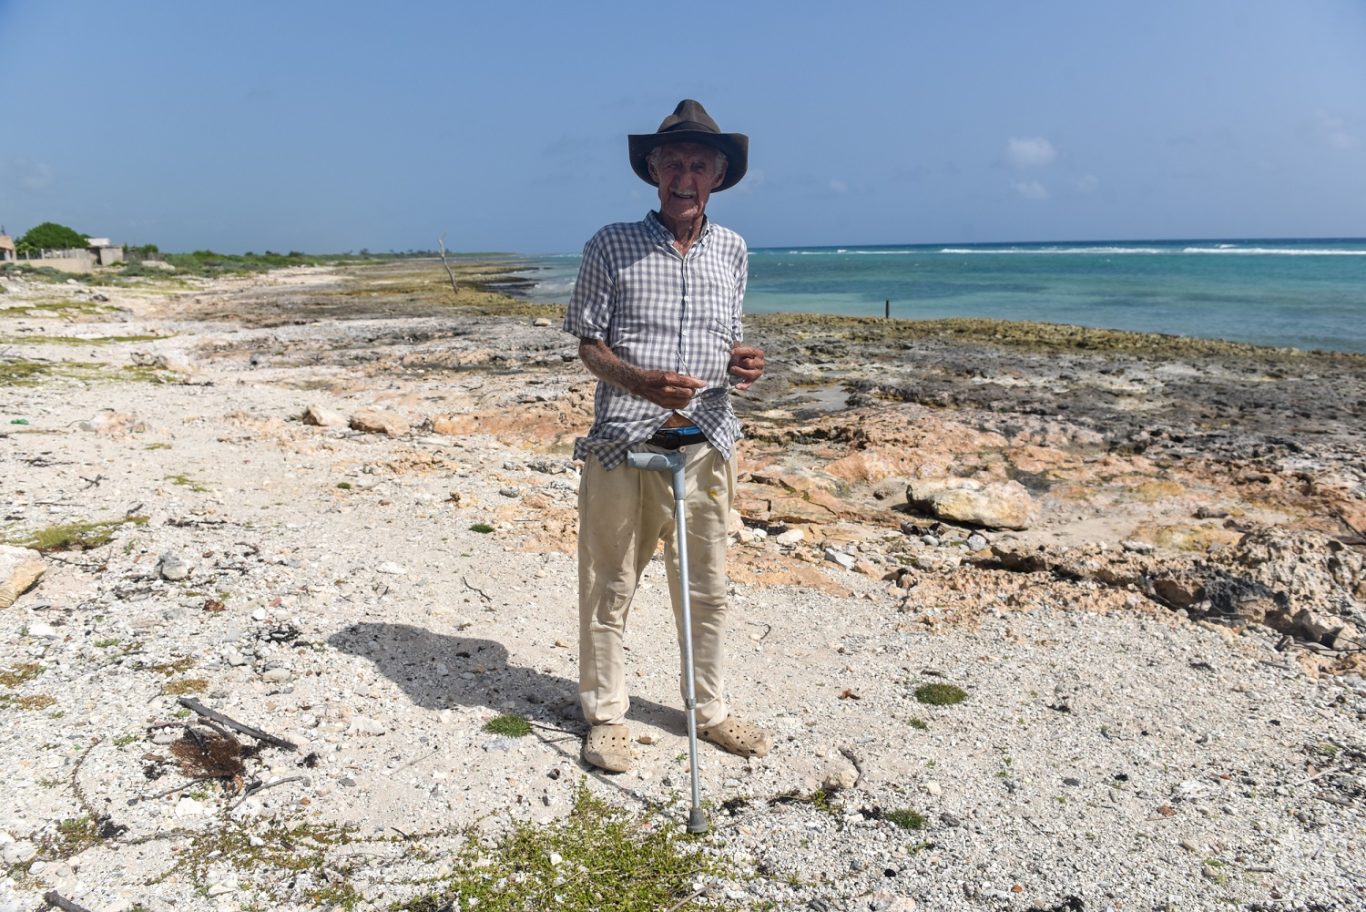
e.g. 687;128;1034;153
885;299;891;319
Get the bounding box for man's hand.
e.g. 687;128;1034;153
578;340;705;409
728;344;766;391
633;370;706;409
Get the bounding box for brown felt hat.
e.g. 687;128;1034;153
629;99;748;192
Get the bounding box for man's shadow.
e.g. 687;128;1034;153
327;622;688;737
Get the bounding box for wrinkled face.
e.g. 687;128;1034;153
648;142;726;227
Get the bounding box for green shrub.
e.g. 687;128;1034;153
482;714;531;737
914;683;967;706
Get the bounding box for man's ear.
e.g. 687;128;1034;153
711;162;726;190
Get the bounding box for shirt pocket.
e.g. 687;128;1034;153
691;270;738;343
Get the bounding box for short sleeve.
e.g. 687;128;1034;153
562;233;614;341
732;243;747;342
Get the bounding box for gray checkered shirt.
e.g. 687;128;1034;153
564;211;748;470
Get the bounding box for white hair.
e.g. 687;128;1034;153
647;144;727;175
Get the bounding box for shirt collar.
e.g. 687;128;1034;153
645;211;711;250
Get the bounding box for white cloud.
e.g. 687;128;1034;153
828;178;848;193
1005;137;1057;169
733;167;765;195
1074;174;1099;193
1314;111;1357;150
1013;180;1050;201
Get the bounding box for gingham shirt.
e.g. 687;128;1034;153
564;211;748;470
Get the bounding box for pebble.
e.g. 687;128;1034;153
774;528;805;546
158;552;192;581
26;622;60;640
824;548;857;571
1;839;36;866
376;562;407;575
966;533;988;551
349;716;387;736
175;797;206;818
822;765;859;790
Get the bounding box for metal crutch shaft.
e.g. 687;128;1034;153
626;449;708;834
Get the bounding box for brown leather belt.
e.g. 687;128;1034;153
646;426;708;450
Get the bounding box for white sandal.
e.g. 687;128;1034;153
582;723;633;772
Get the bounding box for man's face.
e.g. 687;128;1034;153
649;142;726;226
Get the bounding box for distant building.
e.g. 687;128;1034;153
2;231;125;274
86;238;125;266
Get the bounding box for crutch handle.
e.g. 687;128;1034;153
626;450;686;498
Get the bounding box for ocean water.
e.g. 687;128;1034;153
517;238;1366;353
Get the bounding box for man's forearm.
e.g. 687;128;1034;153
577;339;705;410
578;339;642;396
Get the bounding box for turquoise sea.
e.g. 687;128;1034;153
516;238;1366;354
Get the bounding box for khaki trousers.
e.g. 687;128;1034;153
577;444;735;730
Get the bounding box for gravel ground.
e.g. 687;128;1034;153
1;265;1362;912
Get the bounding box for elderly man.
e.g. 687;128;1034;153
563;99;770;773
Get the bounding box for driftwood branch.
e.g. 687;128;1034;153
177;698;297;751
230;774;309;810
44;891;96;912
437;233;458;295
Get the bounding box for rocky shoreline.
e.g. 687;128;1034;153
1;260;1362;911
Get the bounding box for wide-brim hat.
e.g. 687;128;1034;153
628;99;748;192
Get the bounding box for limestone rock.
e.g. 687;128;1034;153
349;410;410;436
0;546;45;609
906;477;1037;530
157;552;192;581
821;764;859;791
824;548;857;571
302;404;348;428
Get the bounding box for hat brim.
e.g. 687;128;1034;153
628;131;748;192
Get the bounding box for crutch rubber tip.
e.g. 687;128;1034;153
686;808;709;835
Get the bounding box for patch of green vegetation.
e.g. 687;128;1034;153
335;481;352;489
908;717;927;730
160;677;209;696
0;693;56;711
914;683;967;706
0;359;50;386
93;638;121;649
3;515;147;553
144;442;172;451
0;333;164;346
0;298;118;317
146;657;196;676
0;663;43;688
482;714;531;737
165;473;211;492
43;816;104;859
884;808;926;831
395;784;737;912
113;734;140;747
156;819;361;908
0;357;172;387
469;522;495;534
748;312;1366;363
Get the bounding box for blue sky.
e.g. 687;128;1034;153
2;1;1364;253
